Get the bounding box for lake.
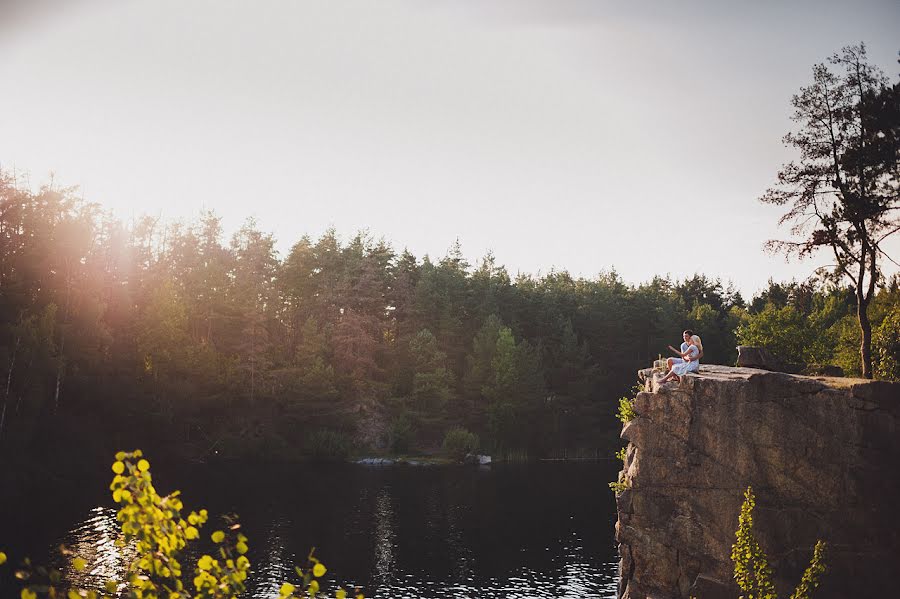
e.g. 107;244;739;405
1;460;620;598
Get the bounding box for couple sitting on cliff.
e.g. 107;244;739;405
657;329;703;384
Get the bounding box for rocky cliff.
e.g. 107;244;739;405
614;365;900;599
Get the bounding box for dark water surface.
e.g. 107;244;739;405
1;461;619;598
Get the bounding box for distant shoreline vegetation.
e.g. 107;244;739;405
0;170;898;471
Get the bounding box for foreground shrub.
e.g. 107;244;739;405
732;486;827;599
0;450;362;599
442;427;480;461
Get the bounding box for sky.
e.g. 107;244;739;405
1;0;898;298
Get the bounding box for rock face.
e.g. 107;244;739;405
615;365;900;599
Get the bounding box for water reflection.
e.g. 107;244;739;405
10;463;619;599
444;496;473;584
257;517;295;599
372;487;396;586
55;507;133;594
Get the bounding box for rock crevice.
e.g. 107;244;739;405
615;365;900;599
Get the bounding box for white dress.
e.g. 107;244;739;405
670;341;690;367
672;344;699;376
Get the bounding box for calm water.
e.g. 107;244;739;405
1;461;619;598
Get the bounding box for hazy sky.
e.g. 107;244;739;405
1;0;898;297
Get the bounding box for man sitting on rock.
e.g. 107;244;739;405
658;331;702;384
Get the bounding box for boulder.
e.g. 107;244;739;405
735;345;782;370
802;364;845;377
354;457;395;466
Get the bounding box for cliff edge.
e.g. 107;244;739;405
615;365;900;599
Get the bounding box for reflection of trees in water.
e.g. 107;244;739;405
444;502;472;584
373;487;396;585
62;506;133;593
432;480;473;585
30;464;619;599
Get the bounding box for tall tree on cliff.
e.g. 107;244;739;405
761;44;899;378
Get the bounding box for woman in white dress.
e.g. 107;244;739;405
659;335;702;384
666;329;695;371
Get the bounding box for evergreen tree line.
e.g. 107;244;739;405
1;172;898;463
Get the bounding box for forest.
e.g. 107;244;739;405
1;170;898;470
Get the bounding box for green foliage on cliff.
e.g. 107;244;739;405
616;396;637;424
608;476;630;495
732;487;827;599
609;445;631;495
611;390;637;493
0;451;361;599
